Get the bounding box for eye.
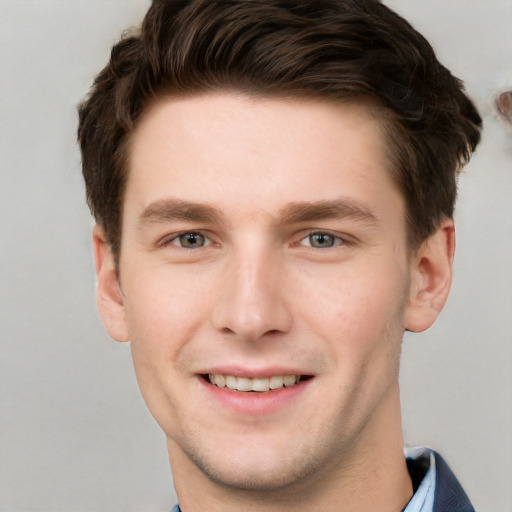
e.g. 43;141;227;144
169;232;210;249
302;231;343;249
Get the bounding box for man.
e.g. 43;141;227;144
77;1;482;510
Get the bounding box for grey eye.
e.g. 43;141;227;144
178;232;206;248
308;233;338;248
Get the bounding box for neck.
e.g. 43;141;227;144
169;384;412;512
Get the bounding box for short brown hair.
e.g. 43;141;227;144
78;0;482;260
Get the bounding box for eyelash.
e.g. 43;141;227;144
159;229;348;250
159;231;212;249
300;230;347;249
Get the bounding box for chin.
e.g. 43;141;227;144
182;439;328;493
196;462;308;492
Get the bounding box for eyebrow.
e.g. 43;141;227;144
279;199;379;226
138;198;225;227
137;197;379;229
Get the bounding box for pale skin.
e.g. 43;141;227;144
93;93;455;512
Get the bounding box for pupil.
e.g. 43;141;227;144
312;233;333;248
181;233;203;247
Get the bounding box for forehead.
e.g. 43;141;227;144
124;93;401;224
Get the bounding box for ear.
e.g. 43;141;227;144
404;218;456;333
92;225;130;342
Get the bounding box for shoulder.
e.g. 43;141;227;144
432;451;475;512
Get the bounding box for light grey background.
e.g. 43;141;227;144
1;1;511;511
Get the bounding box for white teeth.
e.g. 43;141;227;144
283;375;297;387
214;374;225;388
251;378;270;392
225;375;237;390
236;377;252;392
207;374;302;392
269;376;283;389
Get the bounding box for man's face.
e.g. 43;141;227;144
111;94;415;490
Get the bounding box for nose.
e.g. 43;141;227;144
212;244;293;342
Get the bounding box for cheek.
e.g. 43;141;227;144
296;263;408;356
122;268;214;361
120;269;214;429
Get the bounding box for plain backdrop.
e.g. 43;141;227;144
1;1;511;511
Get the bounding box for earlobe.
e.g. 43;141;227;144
404;218;455;333
92;225;130;342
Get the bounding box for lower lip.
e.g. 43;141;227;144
198;377;312;416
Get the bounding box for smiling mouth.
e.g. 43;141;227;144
204;374;311;392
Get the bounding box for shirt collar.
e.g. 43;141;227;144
403;446;436;512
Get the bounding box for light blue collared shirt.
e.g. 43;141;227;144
170;446;437;512
403;446;436;512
